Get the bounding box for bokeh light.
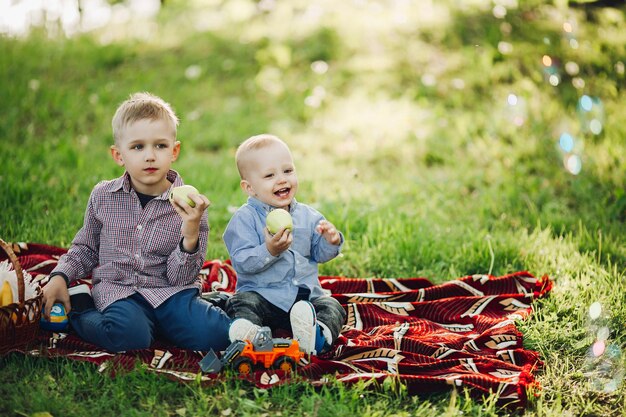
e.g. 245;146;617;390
589;301;602;320
564;154;582;175
558;132;574;153
311;60;329;74
421;73;436;87
504;93;527;127
498;41;513;54
492;5;507;19
572;77;585;89
577;95;605;136
542;55;552;67
549;74;560;86
584;301;624;394
565;61;579;76
184;65;202;80
507;93;518;106
541;55;561;86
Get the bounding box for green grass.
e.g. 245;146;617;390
1;1;626;416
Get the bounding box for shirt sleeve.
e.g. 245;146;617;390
51;189;102;283
166;209;209;286
223;208;280;274
310;214;343;263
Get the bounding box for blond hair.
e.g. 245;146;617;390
235;134;290;179
112;92;179;143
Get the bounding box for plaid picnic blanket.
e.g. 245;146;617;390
2;242;552;408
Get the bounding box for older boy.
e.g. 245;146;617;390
42;92;231;352
223;134;346;355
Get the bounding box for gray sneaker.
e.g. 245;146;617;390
228;318;261;343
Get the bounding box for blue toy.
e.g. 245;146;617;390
40;303;69;332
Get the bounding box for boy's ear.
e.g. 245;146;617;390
110;145;124;166
240;179;255;196
171;140;181;162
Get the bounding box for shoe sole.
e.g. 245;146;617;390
290;301;317;354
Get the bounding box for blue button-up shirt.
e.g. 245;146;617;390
223;197;343;312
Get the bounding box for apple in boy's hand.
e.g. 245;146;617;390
169;185;199;208
266;209;293;234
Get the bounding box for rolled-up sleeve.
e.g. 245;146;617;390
224;209;279;274
166;210;209;286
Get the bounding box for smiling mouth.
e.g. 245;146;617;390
274;187;290;198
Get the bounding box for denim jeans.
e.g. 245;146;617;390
225;289;346;342
69;288;232;352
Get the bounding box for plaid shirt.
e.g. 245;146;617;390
52;170;209;311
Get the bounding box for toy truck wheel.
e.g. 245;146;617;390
272;356;296;373
233;356;254;374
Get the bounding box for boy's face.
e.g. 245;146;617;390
110;118;180;195
240;142;298;209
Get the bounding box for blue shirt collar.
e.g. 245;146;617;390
247;196;298;215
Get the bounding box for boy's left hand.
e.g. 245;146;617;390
170;192;211;251
316;220;341;246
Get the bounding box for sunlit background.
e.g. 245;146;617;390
2;0;625;403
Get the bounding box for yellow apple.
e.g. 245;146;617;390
169;185;199;208
266;209;293;234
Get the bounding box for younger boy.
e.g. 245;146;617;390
42;92;231;352
223;134;346;355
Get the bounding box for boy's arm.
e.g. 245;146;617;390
167;192;210;286
224;210;281;274
51;192;102;284
46;191;102;316
311;217;344;263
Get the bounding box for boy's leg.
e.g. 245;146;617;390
155;288;232;351
225;291;290;342
310;296;347;345
69;293;155;352
224;291;271;325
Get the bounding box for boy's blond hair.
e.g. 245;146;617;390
235;134;290;179
112;92;179;143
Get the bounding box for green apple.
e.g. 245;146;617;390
169;185;199;207
266;209;293;234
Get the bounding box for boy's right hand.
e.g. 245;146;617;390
265;227;292;257
42;275;71;320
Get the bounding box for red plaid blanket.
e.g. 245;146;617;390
2;242;552;408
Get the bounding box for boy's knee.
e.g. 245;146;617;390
103;319;153;352
225;291;265;316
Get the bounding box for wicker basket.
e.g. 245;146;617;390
0;238;43;355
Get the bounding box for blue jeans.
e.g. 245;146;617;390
69;289;231;352
225;290;346;342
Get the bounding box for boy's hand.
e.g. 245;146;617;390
316;220;341;245
42;275;70;320
265;227;293;257
170;191;211;252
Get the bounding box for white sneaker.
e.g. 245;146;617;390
290;300;318;355
228;318;261;342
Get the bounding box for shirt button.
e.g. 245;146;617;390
134;254;140;258
292;279;297;285
133;285;138;290
137;225;143;230
265;257;270;262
